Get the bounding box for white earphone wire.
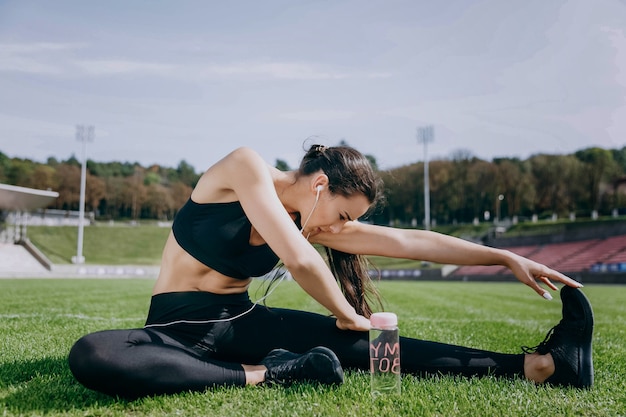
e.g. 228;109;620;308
144;273;288;328
299;186;321;234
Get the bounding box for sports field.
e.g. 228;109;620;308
1;278;624;416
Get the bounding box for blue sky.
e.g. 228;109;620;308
1;0;625;172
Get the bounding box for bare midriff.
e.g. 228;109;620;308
152;231;252;295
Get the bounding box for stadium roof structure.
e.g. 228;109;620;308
0;183;59;211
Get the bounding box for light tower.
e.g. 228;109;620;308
72;125;94;264
417;125;434;230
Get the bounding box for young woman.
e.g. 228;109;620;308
68;144;594;399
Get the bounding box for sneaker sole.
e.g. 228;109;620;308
563;286;594;388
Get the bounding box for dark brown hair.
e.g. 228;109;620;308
296;144;384;317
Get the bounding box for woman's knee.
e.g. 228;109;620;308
68;330;138;391
68;332;108;383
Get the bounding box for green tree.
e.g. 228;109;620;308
379;163;423;226
124;167;147;220
7;159;36;186
612;146;626;170
0;152;10;183
169;181;193;213
54;163;81;210
529;154;584;217
64;154;80;167
428;159;453;225
174;160;199;187
493;158;534;220
466;159;497;222
144;171;161;186
144;183;173;220
448;150;476;223
102;176;124;219
29;165;59;191
574;147;616;212
86;174;106;213
89;160;136;178
46;156;59;167
275;159;291;171
366;154;379;171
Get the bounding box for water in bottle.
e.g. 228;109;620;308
369;312;401;399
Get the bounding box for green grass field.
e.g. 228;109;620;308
1;279;624;416
27;224;171;265
26;225;428;269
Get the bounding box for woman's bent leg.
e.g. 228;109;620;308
68;329;245;399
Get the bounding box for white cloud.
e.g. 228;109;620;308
0;114;70;138
0;41;390;81
74;60;178;77
0;42;86;75
76;59;391;81
278;110;357;121
201;61;350;80
1;42;85;53
0;55;60;75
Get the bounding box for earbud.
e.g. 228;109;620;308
316;185;324;192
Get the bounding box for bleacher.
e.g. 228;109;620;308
528;240;600;271
452;235;626;281
0;242;50;276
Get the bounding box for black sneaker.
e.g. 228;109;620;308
261;346;344;386
522;286;594;388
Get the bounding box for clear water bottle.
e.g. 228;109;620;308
369;312;401;398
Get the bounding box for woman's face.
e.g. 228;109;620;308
302;191;371;237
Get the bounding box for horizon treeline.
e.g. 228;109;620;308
2;146;626;226
0;152;197;220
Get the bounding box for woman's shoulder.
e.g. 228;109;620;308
224;147;265;165
202;147;270;179
193;147;271;202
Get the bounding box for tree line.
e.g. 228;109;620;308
2;146;626;226
0;153;197;220
375;146;626;227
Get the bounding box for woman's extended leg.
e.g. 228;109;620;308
220;286;593;388
221;305;526;379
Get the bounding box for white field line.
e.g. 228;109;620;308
0;313;144;323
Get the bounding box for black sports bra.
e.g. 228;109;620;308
172;198;280;279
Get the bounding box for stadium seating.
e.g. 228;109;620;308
452;235;626;276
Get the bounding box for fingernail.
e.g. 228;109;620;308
543;292;553;300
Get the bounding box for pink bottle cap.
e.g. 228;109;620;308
370;312;398;328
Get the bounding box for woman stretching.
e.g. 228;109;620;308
68;144;594;399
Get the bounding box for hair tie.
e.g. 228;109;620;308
314;145;326;153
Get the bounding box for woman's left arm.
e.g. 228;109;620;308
311;222;582;299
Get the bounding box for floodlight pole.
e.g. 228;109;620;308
417;126;434;230
72;125;94;264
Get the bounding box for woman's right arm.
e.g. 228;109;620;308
312;221;581;299
210;147;370;331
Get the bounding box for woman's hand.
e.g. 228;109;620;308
336;314;371;332
505;251;583;299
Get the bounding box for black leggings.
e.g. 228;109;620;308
68;291;525;398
